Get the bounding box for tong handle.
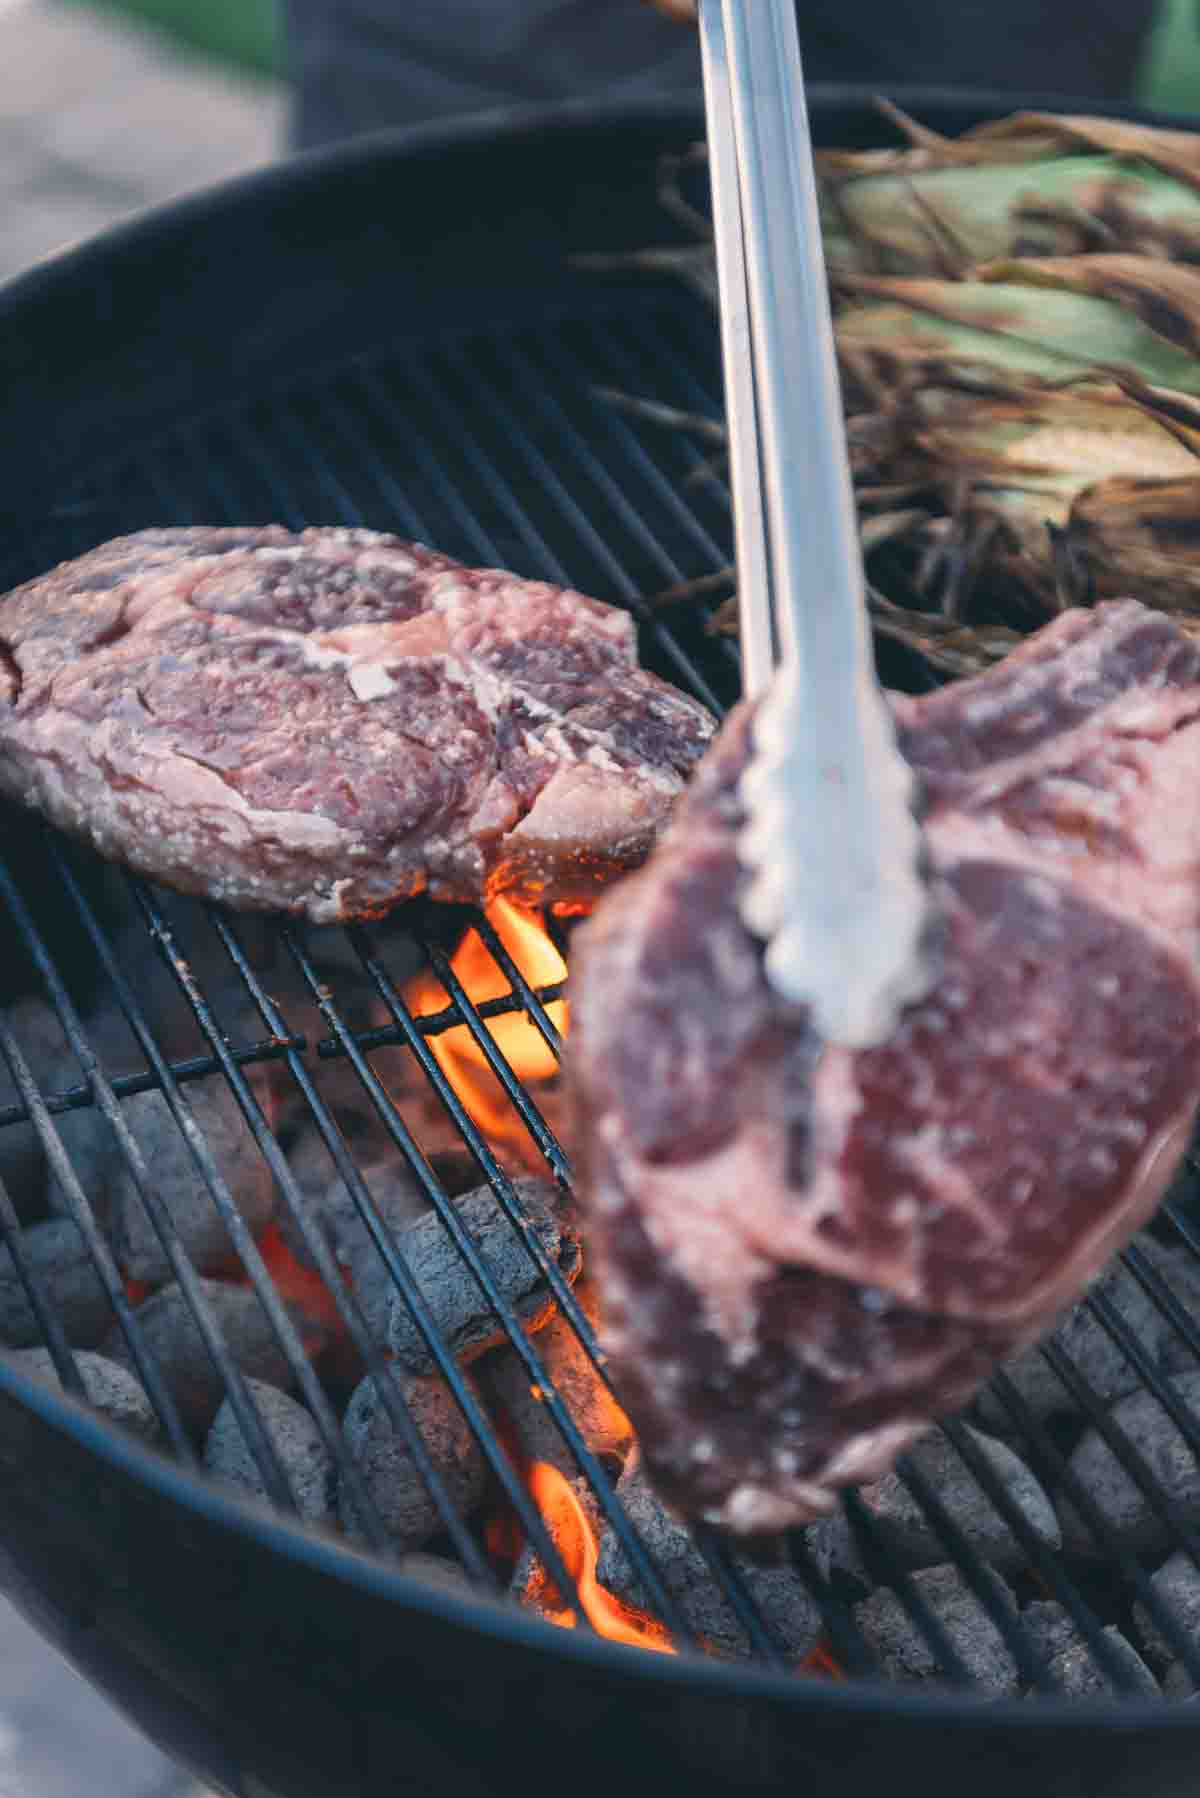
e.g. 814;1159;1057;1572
720;0;864;687
700;0;936;1047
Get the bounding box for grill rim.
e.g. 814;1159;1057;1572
10;1350;1200;1731
5;84;1200;521
1;90;1200;1735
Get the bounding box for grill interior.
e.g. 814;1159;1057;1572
2;268;1200;1702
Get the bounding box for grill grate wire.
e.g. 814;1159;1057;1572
0;297;1196;1698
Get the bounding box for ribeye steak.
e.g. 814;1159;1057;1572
0;527;714;921
569;602;1200;1533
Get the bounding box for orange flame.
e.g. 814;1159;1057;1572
522;1462;676;1654
407;897;568;1163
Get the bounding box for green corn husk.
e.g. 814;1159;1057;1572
588;116;1200;677
820;109;1200;275
836;255;1200;392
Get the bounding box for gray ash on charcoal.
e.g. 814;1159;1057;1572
1056;1370;1200;1558
104;1277;292;1434
855;1564;1021;1696
1133;1553;1200;1669
593;1459;821;1663
1021;1601;1159;1698
1138;1235;1200;1376
812;1425;1059;1581
4;1345;159;1442
975;1251;1176;1432
204;1377;335;1526
340;1369;487;1554
386;1180;582;1377
0;1217;113;1349
109;1079;276;1287
0;996;120;1226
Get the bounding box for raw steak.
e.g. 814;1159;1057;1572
569;601;1200;1533
0;527;714;922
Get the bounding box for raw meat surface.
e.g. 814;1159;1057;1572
0;527;714;922
569;602;1200;1533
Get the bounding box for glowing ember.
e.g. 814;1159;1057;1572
256;1221;347;1355
407;897;568;1164
521;1462;676;1654
800;1641;845;1681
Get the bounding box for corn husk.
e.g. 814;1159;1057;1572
836;255;1200;391
588;118;1200;678
820;109;1200;275
840;360;1200;616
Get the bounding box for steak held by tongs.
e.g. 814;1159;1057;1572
571;601;1200;1532
567;1;1200;1532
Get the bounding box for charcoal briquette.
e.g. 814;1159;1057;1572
0;1217;113;1348
814;1425;1059;1580
4;1345;158;1442
386;1179;582;1376
204;1377;334;1525
1058;1372;1200;1558
104;1277;292;1434
594;1459;821;1662
479;1278;634;1478
854;1563;1020;1695
976;1249;1170;1432
109;1080;275;1286
296;1162;429;1338
340;1370;487;1554
1132;1551;1200;1668
1021;1602;1158;1697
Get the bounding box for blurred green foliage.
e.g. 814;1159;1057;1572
1138;0;1200;114
61;0;282;81
58;0;1200;117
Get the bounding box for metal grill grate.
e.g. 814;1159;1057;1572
1;289;1200;1700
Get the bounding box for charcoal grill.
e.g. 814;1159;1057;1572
1;88;1200;1798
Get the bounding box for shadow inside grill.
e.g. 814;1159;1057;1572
1;289;1200;1704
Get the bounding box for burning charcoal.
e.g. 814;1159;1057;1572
104;1277;292;1435
340;1370;487;1554
510;1471;607;1621
1058;1372;1200;1558
813;1427;1059;1580
975;1253;1170;1432
1136;1237;1200;1376
1021;1602;1159;1698
109;1080;276;1287
1132;1552;1200;1668
594;1459;822;1662
0;1217;113;1349
1163;1662;1199;1700
4;1346;159;1442
204;1378;335;1526
282;1161;429;1338
854;1563;1020;1695
478;1279;635;1480
386;1180;582;1377
274;1053;416;1216
1045;1630;1158;1699
0;996;119;1225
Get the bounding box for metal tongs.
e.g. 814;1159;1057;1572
697;0;936;1048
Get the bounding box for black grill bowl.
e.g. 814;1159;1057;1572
2;90;1200;1798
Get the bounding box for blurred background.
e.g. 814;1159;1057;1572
3;0;1200;282
0;0;1198;1792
